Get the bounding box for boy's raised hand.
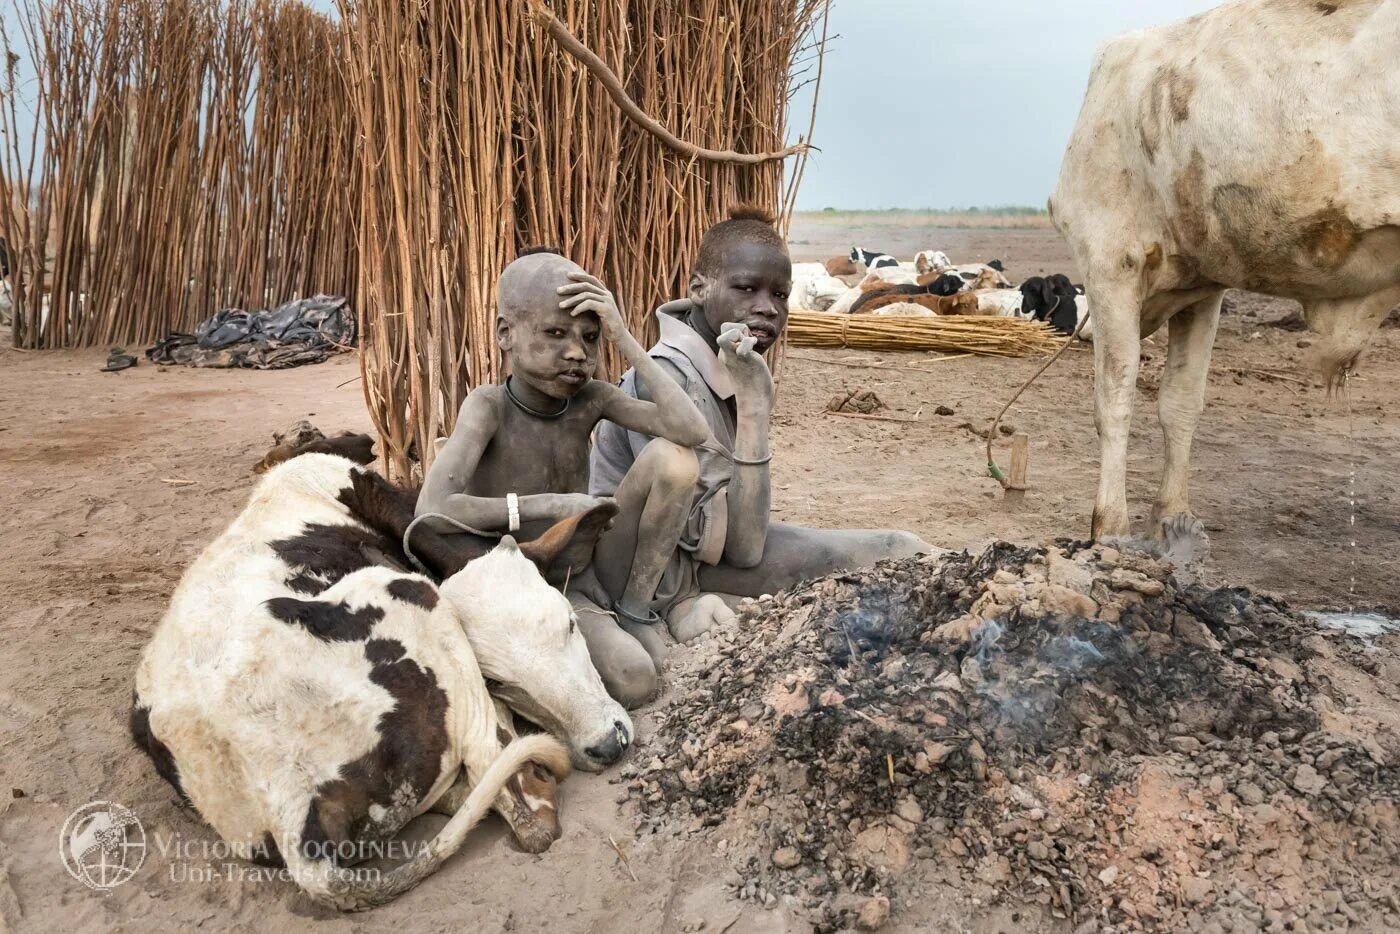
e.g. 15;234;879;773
557;270;629;344
717;322;774;410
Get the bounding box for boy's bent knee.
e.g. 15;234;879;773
641;439;699;492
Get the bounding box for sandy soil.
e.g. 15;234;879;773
1;227;1397;932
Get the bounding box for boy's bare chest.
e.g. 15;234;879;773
469;407;595;495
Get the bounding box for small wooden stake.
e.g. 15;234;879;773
1007;433;1029;491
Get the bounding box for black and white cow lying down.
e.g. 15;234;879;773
131;449;628;909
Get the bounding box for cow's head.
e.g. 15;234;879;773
927;272;964;297
914;250;951;276
1019;276;1054;319
438;505;634;772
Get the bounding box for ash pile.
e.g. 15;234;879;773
626;542;1400;931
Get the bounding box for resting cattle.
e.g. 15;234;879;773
973;288;1032;319
791;261;854;311
1050;0;1400;541
132;452;627;909
824;255;860;277
849;285;979;316
849;246;900;271
913;252;1012;292
914;250;952;275
1018;274;1091;335
920;273;966;297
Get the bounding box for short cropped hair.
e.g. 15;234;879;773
694;203;787;278
497;250;580;327
517;245;563;259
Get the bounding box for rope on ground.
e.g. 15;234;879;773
986;300;1090;487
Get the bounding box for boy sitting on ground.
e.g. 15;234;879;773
417;251;709;708
591;206;934;641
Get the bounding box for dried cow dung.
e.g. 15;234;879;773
826;388;885;415
626;542;1400;932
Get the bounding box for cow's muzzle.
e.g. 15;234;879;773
583;720;631;767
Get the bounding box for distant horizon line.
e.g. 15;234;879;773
792;205;1050;215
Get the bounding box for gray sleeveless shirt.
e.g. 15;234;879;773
590;300;738;609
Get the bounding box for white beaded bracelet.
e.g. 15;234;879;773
507;492;521;532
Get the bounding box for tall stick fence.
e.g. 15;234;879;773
342;0;827;478
1;0;828;482
0;0;356;350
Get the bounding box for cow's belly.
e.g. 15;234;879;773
1184;218;1400;301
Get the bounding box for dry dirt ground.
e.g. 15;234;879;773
1;225;1397;932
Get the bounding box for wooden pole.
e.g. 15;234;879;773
1007;433;1030;492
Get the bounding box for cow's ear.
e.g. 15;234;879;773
517;501;620;582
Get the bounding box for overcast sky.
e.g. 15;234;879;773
2;0;1221;211
791;0;1219;210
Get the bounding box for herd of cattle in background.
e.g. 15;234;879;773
109;0;1400;913
790;246;1093;337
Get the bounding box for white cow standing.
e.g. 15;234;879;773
1050;0;1400;542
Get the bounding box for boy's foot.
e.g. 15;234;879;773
614;603;669;669
667;593;736;643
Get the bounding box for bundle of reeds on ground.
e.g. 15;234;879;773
786;311;1063;357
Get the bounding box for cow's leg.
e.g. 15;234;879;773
429;770;473;815
355;571;564;855
430;741;558;856
1090;276;1146;539
1151;291;1223;565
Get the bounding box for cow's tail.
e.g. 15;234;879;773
283;733;571;911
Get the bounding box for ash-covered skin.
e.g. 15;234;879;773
686;239;793;356
418;253;710;703
636;236;934;602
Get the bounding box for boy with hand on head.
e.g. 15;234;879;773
591;206;933;641
416;250;710;708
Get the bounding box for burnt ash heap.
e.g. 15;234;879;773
628;542;1400;932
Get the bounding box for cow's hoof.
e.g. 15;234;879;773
1159;514;1210;579
1091;505;1131;542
